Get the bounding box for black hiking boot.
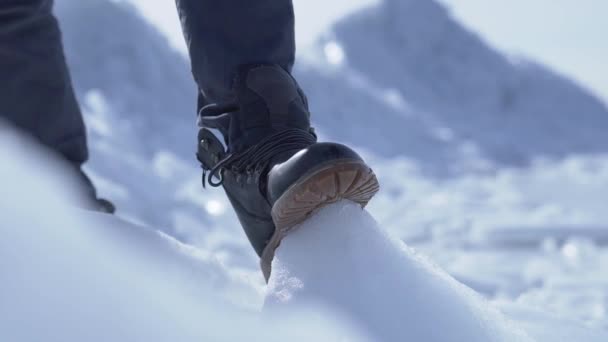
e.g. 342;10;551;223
196;65;379;280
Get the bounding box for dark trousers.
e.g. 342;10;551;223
0;0;296;166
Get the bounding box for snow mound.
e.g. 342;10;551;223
267;201;533;341
296;0;608;172
0;126;361;341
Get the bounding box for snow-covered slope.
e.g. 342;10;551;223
296;0;608;172
3;126;607;341
268;201;533;341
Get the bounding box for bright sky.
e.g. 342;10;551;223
130;0;608;102
438;0;608;102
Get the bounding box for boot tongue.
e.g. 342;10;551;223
246;66;302;129
229;65;312;153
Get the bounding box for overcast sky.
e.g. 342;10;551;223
130;0;607;102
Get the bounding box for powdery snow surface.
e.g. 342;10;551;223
268;201;533;341
4;127;607;341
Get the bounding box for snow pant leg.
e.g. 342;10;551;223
174;0;296;106
0;0;88;165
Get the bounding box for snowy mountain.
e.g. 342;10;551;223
296;0;608;172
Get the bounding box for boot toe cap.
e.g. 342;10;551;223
267;142;364;203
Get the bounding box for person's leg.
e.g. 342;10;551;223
176;0;378;280
175;0;295;105
0;0;87;164
0;0;113;212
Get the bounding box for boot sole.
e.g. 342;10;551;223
261;159;380;280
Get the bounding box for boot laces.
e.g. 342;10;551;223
199;104;316;188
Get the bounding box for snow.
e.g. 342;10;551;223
2;126;607;340
268;201;533;341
